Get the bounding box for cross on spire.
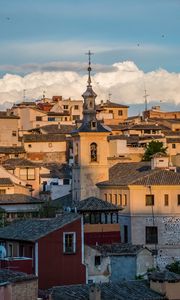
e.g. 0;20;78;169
85;50;94;86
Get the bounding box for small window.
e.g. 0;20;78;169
91;121;97;129
28;144;32;148
172;144;176;149
90;143;97;162
63;179;70;185
109;194;112;203
0;189;6;194
109;110;113;114
119;194;122;206
63;232;76;254
146;226;158;244
36;116;42;121
104;193;107;201
146;195;154;206
12;131;17;136
123;194;127;206
73;115;80;120
48;117;55;121
177;195;180;205
63;105;68;110
74;105;79;110
95;256;101;266
114;194;118;205
118;110;123;116
164;194;169;206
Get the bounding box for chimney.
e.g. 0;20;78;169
89;284;101;300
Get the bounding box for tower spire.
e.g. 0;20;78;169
86;50;94;86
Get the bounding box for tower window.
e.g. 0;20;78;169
91;121;97;129
90;143;97;162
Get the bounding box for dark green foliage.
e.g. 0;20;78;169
166;261;180;274
143;140;167;161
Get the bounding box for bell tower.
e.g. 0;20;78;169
72;51;111;201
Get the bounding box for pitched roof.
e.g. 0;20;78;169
0;194;43;204
2;158;38;169
0;146;25;154
0;178;14;186
0;213;80;242
0;111;19;119
96;101;129;109
40;163;71;179
0;269;37;284
23;134;66;142
30;124;76;134
51;280;165;300
74;121;111;133
149;270;180;283
97;162;180;187
74;197;120;211
90;243;149;256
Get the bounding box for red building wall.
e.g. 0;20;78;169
38;218;86;289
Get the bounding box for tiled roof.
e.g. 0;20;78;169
52;194;73;208
90;243;149;256
0;269;37;284
74;197;120;211
23;134;66;142
0;213;80;241
0;178;14;186
149;270;180;283
96;101;129;109
40;163;71;179
74;121;111;133
97;162;180;187
0;111;19;119
0;194;43;204
30;124;76;134
0;146;25;154
51;280;165;300
2;158;38;169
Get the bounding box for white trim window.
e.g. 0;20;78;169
63;232;76;254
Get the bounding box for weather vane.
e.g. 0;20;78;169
85;50;94;86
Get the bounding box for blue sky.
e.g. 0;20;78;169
0;0;180;73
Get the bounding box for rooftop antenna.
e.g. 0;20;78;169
143;86;149;111
85;50;94;86
43;90;46;101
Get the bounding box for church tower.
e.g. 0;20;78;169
72;51;111;201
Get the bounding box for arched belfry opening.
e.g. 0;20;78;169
90;142;97;162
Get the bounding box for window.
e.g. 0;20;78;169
109;110;113;114
109;194;112;203
146;195;154;206
73;115;80;120
114;194;118;205
123;194;127;206
0;190;6;194
146;226;158;244
48;117;55;121
178;195;180;205
95;256;101;266
118;110;123;116
119;194;122;206
90;143;97;162
164;194;169;206
172;143;176;149
36;116;42;121
12;131;17;136
8;243;13;257
19;168;35;180
63;232;76;254
74;105;79;110
28;144;32;148
104;193;107;201
91;121;97;129
63;179;70;185
63;105;68;110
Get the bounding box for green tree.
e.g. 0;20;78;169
143;140;167;161
166;261;180;274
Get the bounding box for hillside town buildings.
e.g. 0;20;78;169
1;55;180;299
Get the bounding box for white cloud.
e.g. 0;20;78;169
0;61;180;108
